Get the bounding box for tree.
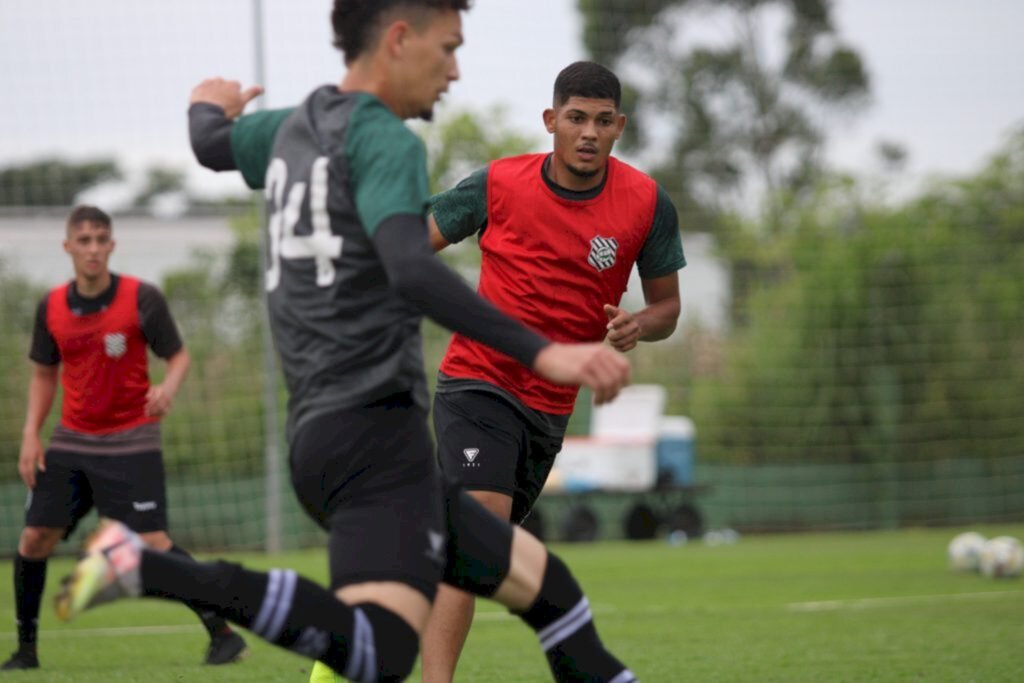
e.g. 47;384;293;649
579;0;870;230
0;159;122;206
133;165;187;208
688;128;1024;465
418;106;538;194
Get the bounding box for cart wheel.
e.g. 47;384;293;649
562;505;599;542
520;507;545;542
667;504;704;538
623;503;659;540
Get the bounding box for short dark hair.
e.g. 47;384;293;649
331;0;470;63
553;61;621;108
67;204;112;230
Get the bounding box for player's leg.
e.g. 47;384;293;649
422;390;523;682
58;398;444;681
442;482;637;683
422;491;510;683
2;449;89;671
88;450;246;665
302;396;449;682
56;520;422;681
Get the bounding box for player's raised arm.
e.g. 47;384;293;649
188;79;263;172
187;78;294;190
190;78;264;118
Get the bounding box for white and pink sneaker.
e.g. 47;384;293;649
55;519;144;621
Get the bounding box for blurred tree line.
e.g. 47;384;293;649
686;130;1024;463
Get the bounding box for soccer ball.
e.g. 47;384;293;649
947;531;987;572
978;536;1024;579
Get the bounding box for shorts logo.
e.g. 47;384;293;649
425;529;446;565
104;333;127;358
588;235;619;272
132;501;158;512
462;448;481;468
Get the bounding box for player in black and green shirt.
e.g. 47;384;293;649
55;3;639;682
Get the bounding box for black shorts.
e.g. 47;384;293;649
289;394;446;600
25;449;169;536
433;390;564;524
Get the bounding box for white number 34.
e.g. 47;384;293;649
264;156;343;292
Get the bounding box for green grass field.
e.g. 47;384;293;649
0;525;1020;682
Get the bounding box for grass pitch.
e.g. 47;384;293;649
0;524;1020;682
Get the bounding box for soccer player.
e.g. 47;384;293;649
55;2;638;683
1;205;246;671
420;61;685;681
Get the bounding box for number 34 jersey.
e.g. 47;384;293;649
230;86;432;438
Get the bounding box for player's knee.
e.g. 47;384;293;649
353;603;420;683
138;530;172;551
19;527;61;557
469;489;514;521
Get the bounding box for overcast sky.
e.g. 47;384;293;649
1;0;1021;199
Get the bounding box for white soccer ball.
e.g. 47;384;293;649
947;531;987;572
979;536;1024;579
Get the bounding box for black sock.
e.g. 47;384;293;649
165;545;232;637
139;550;361;672
13;555;47;651
516;553;635;683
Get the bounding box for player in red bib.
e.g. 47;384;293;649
422;62;686;681
2;206;246;671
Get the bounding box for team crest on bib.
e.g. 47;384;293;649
588;235;619;272
104;332;127;358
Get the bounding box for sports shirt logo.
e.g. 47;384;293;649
588;235;619;272
463;448;480;463
104;332;127;358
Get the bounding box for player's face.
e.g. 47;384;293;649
397;9;463;121
544;97;626;186
64;221;114;281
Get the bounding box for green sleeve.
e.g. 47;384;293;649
637;185;686;279
428;166;489;243
230;108;294;190
346;97;430;237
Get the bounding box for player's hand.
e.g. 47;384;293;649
603;304;641;352
190;78;264;119
145;385;174;417
533;343;631;405
18;433;44;489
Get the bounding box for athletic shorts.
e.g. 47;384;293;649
289;393;447;600
432;390;565;524
25;449;169;536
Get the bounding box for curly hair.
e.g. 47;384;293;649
331;0;471;63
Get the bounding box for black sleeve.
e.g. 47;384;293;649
138;283;184;359
28;295;60;365
373;214;550;369
188;103;236;171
